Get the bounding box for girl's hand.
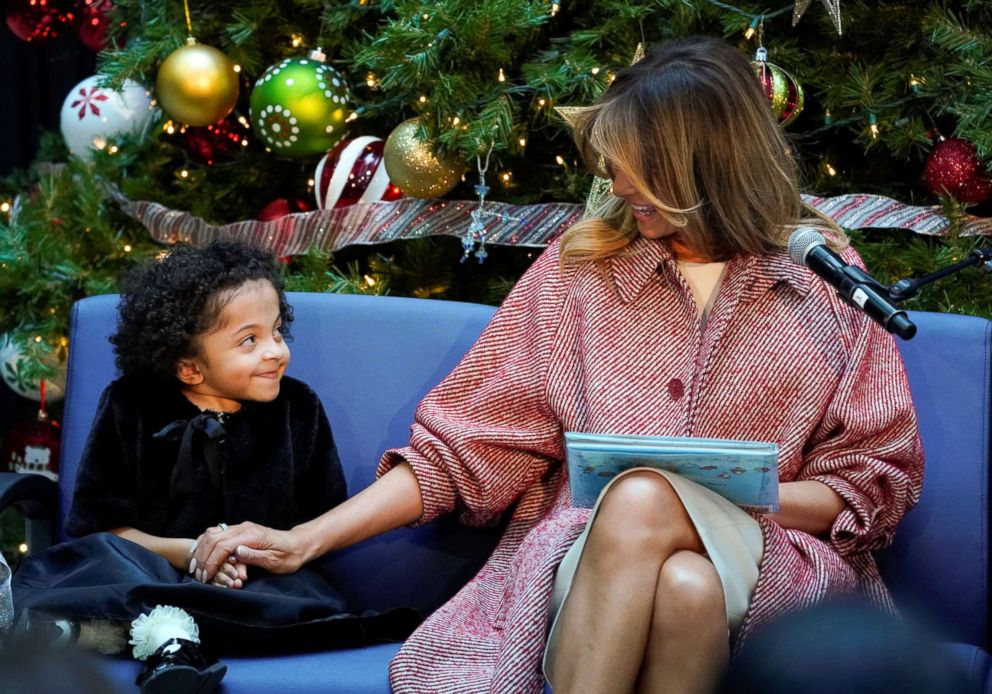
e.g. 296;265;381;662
209;556;248;589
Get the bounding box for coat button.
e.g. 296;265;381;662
667;378;685;400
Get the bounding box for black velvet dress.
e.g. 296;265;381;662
12;375;419;653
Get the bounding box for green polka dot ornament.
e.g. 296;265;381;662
249;49;353;157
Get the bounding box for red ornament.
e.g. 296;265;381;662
923;138;992;205
314;136;404;209
176;115;250;165
257;198;313;222
256;199;314;262
5;0;79;42
77;0;120;52
1;411;61;480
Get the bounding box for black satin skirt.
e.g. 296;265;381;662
11;533;421;654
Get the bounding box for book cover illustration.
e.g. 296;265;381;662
565;432;780;513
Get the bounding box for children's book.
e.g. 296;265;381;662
565;432;780;513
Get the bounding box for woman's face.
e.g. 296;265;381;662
610;169;676;240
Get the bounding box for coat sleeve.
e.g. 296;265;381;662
64;382;140;537
377;243;571;527
292;384;349;525
798;306;924;555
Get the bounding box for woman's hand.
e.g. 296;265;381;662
763;480;846;535
191;521;306;583
191;463;426;583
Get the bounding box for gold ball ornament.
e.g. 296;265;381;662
383;119;465;199
156;38;240;127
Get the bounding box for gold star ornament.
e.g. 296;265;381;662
792;0;842;36
554;45;645;218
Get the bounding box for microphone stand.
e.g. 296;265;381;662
886;248;992;302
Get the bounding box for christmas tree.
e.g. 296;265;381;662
4;0;992;395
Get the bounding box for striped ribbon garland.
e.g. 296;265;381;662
117;191;992;255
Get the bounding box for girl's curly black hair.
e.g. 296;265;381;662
111;240;293;383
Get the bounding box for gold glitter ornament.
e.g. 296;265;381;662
156;38;239;127
382;119;465;199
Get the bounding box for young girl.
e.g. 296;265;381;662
11;240;418;692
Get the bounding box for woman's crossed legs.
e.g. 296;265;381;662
548;471;728;694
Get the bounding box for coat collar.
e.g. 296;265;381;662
606;236;813;304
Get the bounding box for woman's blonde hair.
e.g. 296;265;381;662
560;36;842;265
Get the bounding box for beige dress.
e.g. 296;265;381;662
543;259;766;684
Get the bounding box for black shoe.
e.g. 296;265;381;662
10;609;80;649
135;638;227;694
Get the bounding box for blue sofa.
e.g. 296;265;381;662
2;293;991;692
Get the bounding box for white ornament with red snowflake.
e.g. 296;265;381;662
59;75;158;159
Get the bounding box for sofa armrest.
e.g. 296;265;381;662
0;472;57;552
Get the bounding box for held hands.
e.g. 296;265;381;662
188;524;249;588
189;521;308;585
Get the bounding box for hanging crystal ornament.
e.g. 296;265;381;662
461;146;493;263
460;143;522;264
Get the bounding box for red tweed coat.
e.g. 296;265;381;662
377;235;923;693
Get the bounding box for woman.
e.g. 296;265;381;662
192;37;923;693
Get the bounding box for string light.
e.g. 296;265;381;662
744;16;760;39
18;543;27;554
555;155;565;165
824;162;837;176
419;95;428;103
0;201;10;213
307;178;315;188
124;244;133;252
590;67;600;75
869;113;879;138
233;64;242;73
366;72;377;88
537;98;547;107
824;109;833;126
34;336;42;343
550;2;560;15
364;274;376;287
108;145;119;154
501;172;512;183
164;121;176;134
291;34;304;48
518;137;526;148
451;116;460;126
179;169;189;178
498;68;506;82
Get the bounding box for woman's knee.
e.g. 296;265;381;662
597;472;678;526
654;551;725;625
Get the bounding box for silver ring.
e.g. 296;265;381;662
218;522;229;532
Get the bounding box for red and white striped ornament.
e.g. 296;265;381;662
314;136;403;209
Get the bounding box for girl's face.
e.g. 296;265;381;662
176;279;290;413
610;169;677;240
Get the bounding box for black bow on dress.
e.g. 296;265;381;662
152;412;227;500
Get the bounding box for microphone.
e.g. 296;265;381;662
787;228;917;340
